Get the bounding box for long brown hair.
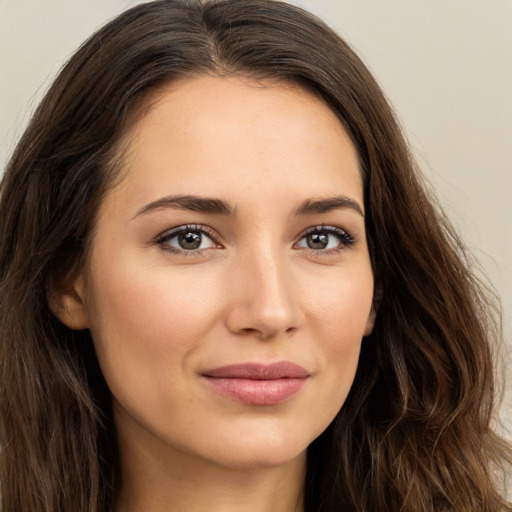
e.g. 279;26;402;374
0;1;510;510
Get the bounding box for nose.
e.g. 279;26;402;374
224;249;304;340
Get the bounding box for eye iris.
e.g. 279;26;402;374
178;231;202;250
307;232;329;249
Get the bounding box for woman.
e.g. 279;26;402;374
0;0;510;511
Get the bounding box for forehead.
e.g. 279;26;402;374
105;75;363;214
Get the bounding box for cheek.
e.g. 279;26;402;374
304;268;373;410
84;258;222;398
307;265;373;345
89;255;218;334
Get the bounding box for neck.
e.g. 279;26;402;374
115;414;306;512
117;458;305;512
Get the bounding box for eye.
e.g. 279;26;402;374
295;225;355;252
157;225;218;253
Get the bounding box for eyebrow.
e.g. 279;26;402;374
133;194;363;219
134;195;235;218
294;196;364;217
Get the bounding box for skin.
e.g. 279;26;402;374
54;75;375;512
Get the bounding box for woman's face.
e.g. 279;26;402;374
63;76;374;470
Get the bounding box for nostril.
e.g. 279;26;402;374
223;267;303;338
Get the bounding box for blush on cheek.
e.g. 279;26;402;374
315;287;373;339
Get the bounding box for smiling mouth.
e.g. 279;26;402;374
201;361;309;405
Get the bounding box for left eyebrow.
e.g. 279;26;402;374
294;196;364;217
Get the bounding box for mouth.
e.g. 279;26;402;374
201;361;309;405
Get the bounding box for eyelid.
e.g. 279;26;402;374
155;224;222;254
153;223;357;256
294;224;356;253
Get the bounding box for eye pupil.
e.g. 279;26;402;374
178;231;202;250
307;232;329;249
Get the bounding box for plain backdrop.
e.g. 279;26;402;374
0;0;511;436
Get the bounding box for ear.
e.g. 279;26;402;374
47;273;90;330
363;306;376;336
363;283;382;337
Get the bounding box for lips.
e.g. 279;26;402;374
201;361;309;405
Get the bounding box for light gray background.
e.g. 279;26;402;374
1;1;511;439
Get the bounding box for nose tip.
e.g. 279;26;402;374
230;308;297;341
224;256;302;340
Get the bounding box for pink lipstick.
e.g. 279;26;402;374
201;361;309;405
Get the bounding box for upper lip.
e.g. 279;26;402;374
202;361;309;380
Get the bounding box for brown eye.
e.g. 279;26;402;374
296;226;355;252
158;226;217;253
178;231;202;250
306;233;329;250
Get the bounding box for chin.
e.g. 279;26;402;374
194;425;313;471
213;447;307;471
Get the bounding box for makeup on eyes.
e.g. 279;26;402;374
156;224;221;255
154;222;358;256
295;225;356;252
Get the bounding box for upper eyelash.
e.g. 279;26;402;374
155;224;219;254
298;225;356;251
154;224;356;255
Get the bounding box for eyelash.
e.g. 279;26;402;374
156;225;219;255
298;225;356;254
155;224;356;256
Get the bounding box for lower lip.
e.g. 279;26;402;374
202;377;307;405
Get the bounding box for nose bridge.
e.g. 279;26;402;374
225;239;302;339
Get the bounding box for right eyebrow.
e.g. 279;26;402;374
132;195;236;219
